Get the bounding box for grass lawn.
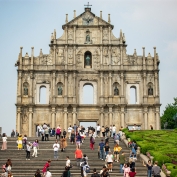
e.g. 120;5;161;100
123;129;177;177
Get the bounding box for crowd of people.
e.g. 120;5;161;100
1;124;162;177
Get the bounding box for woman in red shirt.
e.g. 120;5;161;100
129;168;136;177
42;160;51;174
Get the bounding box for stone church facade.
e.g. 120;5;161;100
15;7;161;136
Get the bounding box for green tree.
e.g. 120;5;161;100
161;98;177;129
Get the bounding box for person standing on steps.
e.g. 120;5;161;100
1;133;7;150
96;124;101;137
42;160;51;175
17;134;23;150
34;169;41;177
129;167;136;177
98;139;105;160
32;139;39;157
63;129;67;138
70;130;75;144
60;136;67;152
122;163;131;177
44;168;52;177
113;144;122;162
75;147;83;167
119;151;126;173
76;133;82;149
53;140;60;160
67;125;73;140
26;142;32;160
152;161;161;177
105;151;113;172
22;135;27;150
143;160;153;177
104;142;110;157
101;126;105;138
56;125;61;140
90;135;95;150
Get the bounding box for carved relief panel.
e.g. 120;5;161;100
112;47;120;65
68;29;73;44
93;48;100;69
103;47;109;65
56;48;64;65
68;49;73;64
76;30;84;44
103;29;108;44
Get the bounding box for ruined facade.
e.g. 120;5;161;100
15;8;161;136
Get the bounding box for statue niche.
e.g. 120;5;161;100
148;85;153;96
85;29;92;44
114;86;119;95
84;51;92;68
57;82;63;96
23;82;29;96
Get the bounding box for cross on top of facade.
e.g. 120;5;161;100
84;2;92;8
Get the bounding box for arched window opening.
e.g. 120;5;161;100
83;84;93;104
84;51;92;68
130;86;137;104
39;86;47;104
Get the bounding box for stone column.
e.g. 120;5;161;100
108;105;113;126
74;26;76;44
73;72;76;103
63;106;68;130
17;107;21;134
64;72;68;103
100;46;103;65
100;106;104;128
143;72;147;103
155;107;160;130
100;72;103;103
65;46;68;69
143;107;148;130
52;72;56;103
53;45;56;69
17;71;22;103
100;26;103;44
65;27;68;44
120;107;125;128
73;46;76;69
120;73;124;103
120;46;123;69
30;72;34;103
155;72;158;96
72;105;77;125
109;72;112;96
109;46;111;68
51;107;56;128
28;107;33;137
108;27;111;44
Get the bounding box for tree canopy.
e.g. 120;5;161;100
161;97;177;129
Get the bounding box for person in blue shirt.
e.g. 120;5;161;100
98;139;105;160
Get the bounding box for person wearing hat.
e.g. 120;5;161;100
26;142;32;160
105;151;113;172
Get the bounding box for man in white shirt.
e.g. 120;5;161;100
44;168;52;177
112;125;116;138
53;140;60;160
67;125;73;139
96;124;101;137
66;156;71;168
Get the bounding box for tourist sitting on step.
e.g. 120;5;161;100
122;163;131;177
91;168;100;177
34;169;41;177
5;159;12;172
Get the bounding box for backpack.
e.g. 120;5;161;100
85;165;90;173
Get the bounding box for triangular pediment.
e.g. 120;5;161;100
62;9;114;29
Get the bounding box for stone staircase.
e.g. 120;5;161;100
0;136;147;177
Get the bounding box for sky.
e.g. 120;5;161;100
0;0;177;135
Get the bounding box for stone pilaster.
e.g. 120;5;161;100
29;72;34;103
100;72;103;103
100;26;102;44
52;71;56;103
17;71;22;103
73;46;76;69
17;107;21;134
28;107;33;137
120;72;125;103
100;106;104;127
109;46;111;68
120;106;125;128
72;105;77;125
74;26;76;44
63;106;68;131
143;107;148;130
108;72;112;102
51;107;56;128
108;27;111;44
100;46;103;65
73;72;76;103
65;45;68;69
108;105;113;126
120;46;123;69
143;72;147;103
31;47;34;70
64;72;68;103
65;27;68;44
53;45;56;69
155;107;160;130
